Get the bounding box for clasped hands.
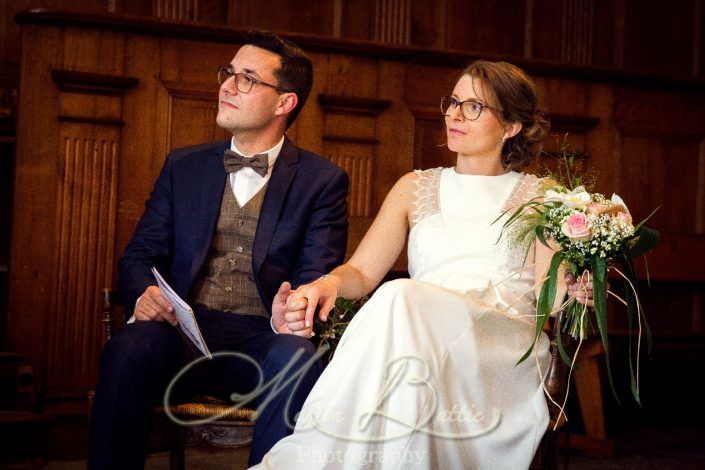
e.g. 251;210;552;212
271;277;338;337
565;271;596;308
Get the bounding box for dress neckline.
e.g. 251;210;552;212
441;167;525;214
450;167;520;179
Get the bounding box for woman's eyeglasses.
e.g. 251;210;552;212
440;95;495;121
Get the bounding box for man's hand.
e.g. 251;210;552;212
271;281;316;337
272;282;297;334
133;286;178;325
565;271;596;308
271;277;339;337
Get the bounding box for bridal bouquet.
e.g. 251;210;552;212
315;297;367;364
501;146;660;403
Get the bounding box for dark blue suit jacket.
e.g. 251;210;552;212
118;137;349;318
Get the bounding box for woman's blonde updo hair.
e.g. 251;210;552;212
462;60;550;171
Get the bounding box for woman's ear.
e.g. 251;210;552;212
275;92;299;117
504;121;522;140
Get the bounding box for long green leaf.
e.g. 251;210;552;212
590;255;621;405
535;226;550;248
555;308;574;366
632;206;660;232
538;252;564;336
517;251;564;366
621;259;641;405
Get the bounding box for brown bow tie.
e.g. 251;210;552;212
223;149;269;177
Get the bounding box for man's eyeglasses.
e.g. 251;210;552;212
217;65;287;94
440;95;494;121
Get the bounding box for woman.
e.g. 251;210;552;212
257;61;584;469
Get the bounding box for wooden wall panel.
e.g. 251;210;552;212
410;0;446;48
161;85;222;152
339;0;374;40
8;24;64;402
617;137;702;234
10;24;137;397
560;0;595;64
227;0;334;36
8;9;705;409
445;0;526;55
373;0;411;45
154;0;199;21
591;0;618;68
529;0;616;66
622;0;696;78
48;126;118;388
412;113;453;170
324;142;373;218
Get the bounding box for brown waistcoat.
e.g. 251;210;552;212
189;182;269;318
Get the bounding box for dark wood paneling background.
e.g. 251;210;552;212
2;2;704;420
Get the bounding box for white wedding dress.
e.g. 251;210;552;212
253;168;551;469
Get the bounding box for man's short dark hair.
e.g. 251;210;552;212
244;30;313;129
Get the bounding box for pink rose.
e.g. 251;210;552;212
616;211;632;226
561;212;592;242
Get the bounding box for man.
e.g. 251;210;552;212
88;30;348;468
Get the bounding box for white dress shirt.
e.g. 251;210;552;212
229;136;284;207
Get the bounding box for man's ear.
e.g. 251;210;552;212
275;92;298;117
504;121;522;140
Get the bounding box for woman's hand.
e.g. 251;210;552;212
565;271;595;307
271;276;339;337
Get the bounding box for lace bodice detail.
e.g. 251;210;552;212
407;167;545;319
410;168;443;228
503;172;542;213
410;167;542;229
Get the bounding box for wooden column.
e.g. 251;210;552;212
373;0;411;45
9;24;138;400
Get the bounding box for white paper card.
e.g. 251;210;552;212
151;267;211;358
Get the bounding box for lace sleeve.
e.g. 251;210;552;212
501;173;544;213
409;167;443;229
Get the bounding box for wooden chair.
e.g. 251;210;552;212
531;309;575;470
531;308;613;469
98;289;256;470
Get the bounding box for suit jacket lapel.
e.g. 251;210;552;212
190;140;229;281
253;137;299;276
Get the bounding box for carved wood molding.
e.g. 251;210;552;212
318;94;392;117
57;115;125;126
374;0;411;45
19;8;705;92
154;0;199;22
51;70;139;96
161;81;218;101
322;135;379;145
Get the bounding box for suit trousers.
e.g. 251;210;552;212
88;309;323;469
